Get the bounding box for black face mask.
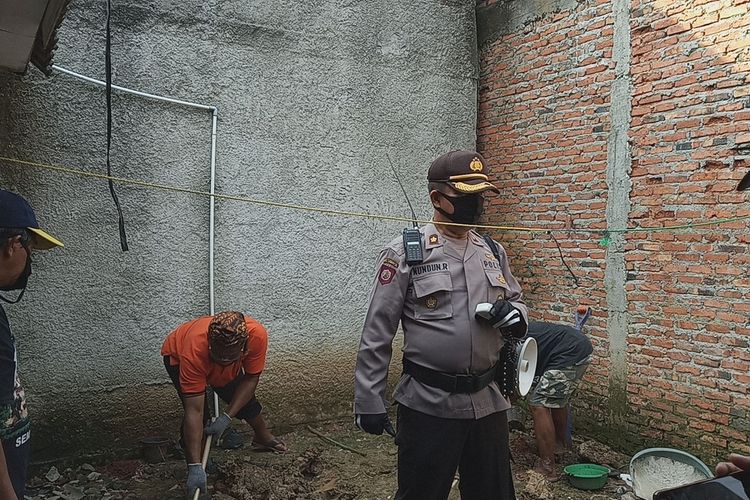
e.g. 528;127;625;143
0;246;32;304
435;193;484;225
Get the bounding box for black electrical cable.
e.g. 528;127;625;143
386;153;419;228
105;0;128;251
549;231;579;287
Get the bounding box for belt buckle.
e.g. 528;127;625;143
454;374;479;393
453;374;469;393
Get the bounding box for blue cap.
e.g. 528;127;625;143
0;190;63;249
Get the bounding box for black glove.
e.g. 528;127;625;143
486;300;527;338
355;413;396;436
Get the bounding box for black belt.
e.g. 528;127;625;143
403;358;497;394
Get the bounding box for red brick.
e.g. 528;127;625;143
719;6;747;19
477;0;750;462
666;24;691;35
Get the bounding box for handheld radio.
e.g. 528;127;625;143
403;228;423;265
387;153;424;265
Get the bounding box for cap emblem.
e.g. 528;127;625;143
470;157;483;172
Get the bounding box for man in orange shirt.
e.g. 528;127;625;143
162;311;286;498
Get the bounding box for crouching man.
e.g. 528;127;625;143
526;320;592;479
162;311;287;498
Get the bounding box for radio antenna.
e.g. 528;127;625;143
386;153;419;228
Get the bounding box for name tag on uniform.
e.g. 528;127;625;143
412;263;449;276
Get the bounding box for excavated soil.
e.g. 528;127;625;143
27;420;636;500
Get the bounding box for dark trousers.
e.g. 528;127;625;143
2;428;30;499
394;405;516;500
163;357;262;443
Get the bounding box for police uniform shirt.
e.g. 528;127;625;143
354;223;528;420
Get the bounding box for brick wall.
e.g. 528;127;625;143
477;0;750;462
477;0;618;439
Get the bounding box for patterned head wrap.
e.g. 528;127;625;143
208;311;248;363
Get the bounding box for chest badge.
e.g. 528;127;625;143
496;275;507;286
425;295;438;310
428;234;439;245
485;253;497;261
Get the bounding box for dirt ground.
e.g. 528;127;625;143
26;420;635;500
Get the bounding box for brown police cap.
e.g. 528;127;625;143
427;150;500;194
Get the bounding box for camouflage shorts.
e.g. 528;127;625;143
529;361;590;408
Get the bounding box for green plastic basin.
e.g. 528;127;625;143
563;463;610;490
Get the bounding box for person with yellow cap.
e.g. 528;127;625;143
0;189;63;500
354;151;528;499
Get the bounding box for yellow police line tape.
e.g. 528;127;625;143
1;155;749;235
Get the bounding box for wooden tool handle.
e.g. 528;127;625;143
192;434;213;500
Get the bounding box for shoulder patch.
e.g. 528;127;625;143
378;264;397;285
383;258;399;269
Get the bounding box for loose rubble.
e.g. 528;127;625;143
27;462;138;500
24;422;645;500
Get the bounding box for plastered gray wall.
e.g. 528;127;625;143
476;0;582;47
0;0;478;460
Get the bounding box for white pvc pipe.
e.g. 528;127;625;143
52;65;216;111
208;109;218;418
52;65;221;416
209;109;217;316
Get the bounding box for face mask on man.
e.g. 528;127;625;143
435;193;484;225
0;245;31;304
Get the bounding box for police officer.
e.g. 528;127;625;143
354;150;528;500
